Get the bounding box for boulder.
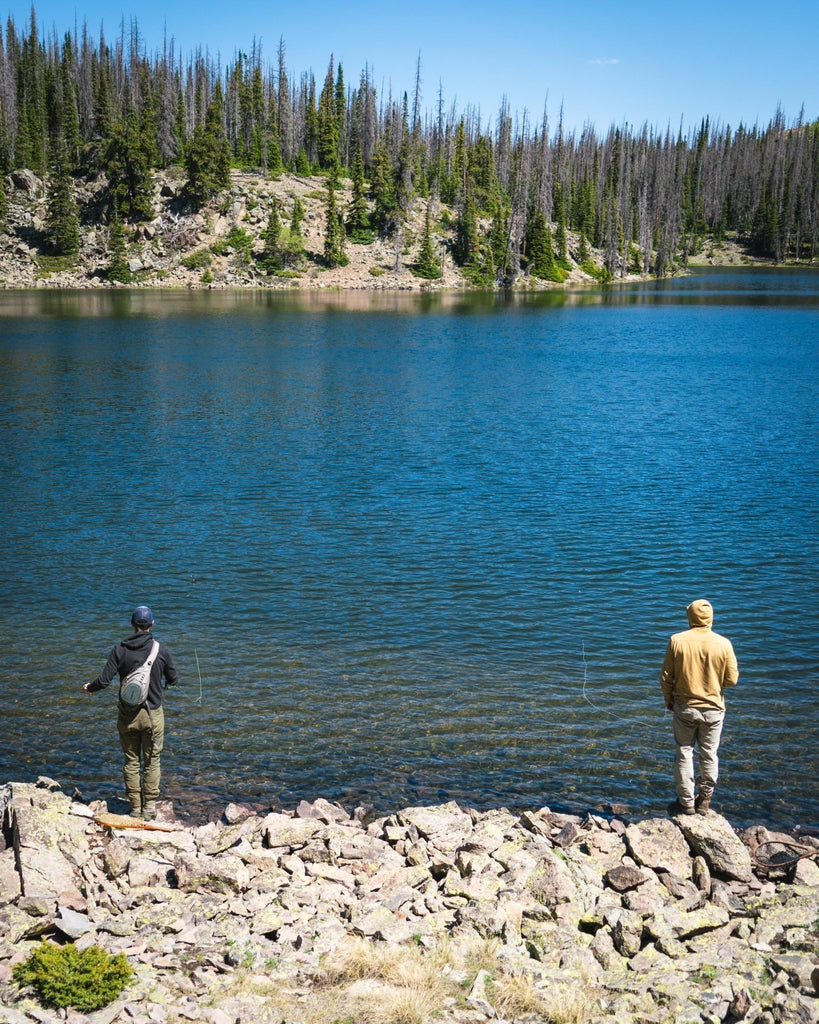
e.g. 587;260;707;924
397;802;474;858
625;817;693;878
676;814;754;882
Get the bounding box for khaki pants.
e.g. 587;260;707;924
117;705;164;807
673;703;724;805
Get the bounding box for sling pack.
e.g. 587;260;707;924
119;640;160;708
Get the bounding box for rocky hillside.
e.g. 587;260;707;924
0;167;637;292
1;778;818;1024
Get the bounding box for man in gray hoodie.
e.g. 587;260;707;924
660;600;738;816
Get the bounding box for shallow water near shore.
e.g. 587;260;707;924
1;269;817;828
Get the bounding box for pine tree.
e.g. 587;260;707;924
290;195;305;236
370;139;396;233
453;189;479;266
185;83;231;206
317;57;339;171
259;199;283;271
323;168;348;267
0;174;7;232
346;147;373;242
107;210;132;283
414;205;441;279
103;104;154;221
527;209;560;280
45;145;80;255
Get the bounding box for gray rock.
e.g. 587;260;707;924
644;902;729;943
55;906;92;938
10;168;40;194
397;802;474;857
625;817;693;878
103;837;132;878
676;814;754;882
610;908;644;957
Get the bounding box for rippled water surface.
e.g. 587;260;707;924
1;270;817;827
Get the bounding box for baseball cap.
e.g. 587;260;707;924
131;605;154;627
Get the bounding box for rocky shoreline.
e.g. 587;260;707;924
0;167;772;295
1;777;817;1024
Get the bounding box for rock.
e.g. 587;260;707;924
644;902;729;943
223;802;255;824
609;908;644;957
676;814;754;882
260;812;325;849
0;849;22;905
103;837;132;878
10;168;40;194
174;852;248;892
625;817;693;878
55;906;92;939
397;802;474;857
605;865;649;892
692;854;712;893
466;968;495;1016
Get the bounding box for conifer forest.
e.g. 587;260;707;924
0;9;817;284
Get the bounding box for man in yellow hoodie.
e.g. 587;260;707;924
660;600;738;816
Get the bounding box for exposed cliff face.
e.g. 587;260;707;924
2;777;818;1023
0;168;628;292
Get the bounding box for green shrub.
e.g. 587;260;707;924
182;248;212;270
35;254;76;277
580;259;612;284
12;941;132;1012
201;269;214;284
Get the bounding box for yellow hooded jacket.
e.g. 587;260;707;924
660;600;738;711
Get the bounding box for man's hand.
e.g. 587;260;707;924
81;683;92;694
665;697;675;711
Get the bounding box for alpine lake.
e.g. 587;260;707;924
1;268;817;829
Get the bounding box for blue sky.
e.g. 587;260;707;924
6;0;817;134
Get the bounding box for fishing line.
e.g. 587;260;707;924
580;641;669;726
172;648;204;704
580;641;631;724
192;649;204;704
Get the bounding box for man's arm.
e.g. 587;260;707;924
722;642;739;689
81;646;120;694
660;641;676;710
161;646;179;688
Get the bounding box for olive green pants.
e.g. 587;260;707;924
117;705;164;807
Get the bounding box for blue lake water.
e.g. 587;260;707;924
1;269;817;828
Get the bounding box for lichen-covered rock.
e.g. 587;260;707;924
676;813;754;882
625;817;693;878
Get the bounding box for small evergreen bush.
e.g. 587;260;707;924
182;248;212;270
12;941;132;1012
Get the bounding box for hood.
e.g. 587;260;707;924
686;599;713;628
122;631;155;651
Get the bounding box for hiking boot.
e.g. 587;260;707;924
674;799;696;815
129;803;143;819
695;791;713;816
143;801;157;821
